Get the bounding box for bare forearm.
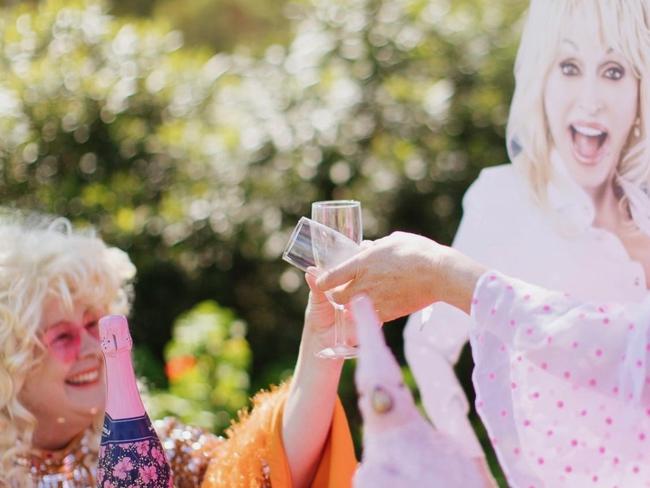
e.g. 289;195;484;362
282;333;343;488
435;246;487;314
316;233;488;323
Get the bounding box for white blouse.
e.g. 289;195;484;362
404;158;649;458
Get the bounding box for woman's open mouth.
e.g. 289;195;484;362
66;367;100;386
569;123;608;164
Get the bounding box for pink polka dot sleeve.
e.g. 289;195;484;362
469;271;650;487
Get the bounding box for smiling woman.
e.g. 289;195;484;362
19;303;105;451
0;211;356;487
0;214;219;488
398;0;650;485
311;3;650;482
522;1;647;204
543;15;638;192
0;213;135;485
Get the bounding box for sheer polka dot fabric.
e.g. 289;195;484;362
470;272;650;487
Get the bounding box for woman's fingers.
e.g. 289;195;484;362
327;282;357;306
315;264;355;291
305;272;328;304
304;271;319;292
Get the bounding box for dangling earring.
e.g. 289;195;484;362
634;117;642;138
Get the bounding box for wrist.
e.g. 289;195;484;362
424;240;451;304
438;247;486;313
297;329;345;371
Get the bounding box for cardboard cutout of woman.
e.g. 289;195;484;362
403;0;650;472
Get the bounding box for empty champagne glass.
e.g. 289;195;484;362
282;217;361;359
312;200;362;358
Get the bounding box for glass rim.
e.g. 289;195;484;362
282;216;320;272
282;216;309;256
311;200;360;208
282;216;361;272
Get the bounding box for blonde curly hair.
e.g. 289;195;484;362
0;210;136;485
507;0;650;204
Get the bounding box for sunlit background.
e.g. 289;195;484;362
0;0;529;484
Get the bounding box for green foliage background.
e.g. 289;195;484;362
0;0;529;484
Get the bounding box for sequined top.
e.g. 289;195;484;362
11;381;355;488
14;417;223;488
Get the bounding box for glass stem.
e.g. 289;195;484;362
334;304;345;346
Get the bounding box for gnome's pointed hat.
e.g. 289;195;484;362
351;294;402;381
351;295;415;422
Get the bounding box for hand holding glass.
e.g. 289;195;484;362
312;200;362;358
282;217;361;358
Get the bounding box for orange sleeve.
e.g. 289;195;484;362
308;397;358;487
269;395;357;488
201;381;357;488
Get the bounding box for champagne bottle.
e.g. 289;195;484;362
97;315;173;487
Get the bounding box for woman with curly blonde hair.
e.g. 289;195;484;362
399;0;650;472
0;214;134;486
0;211;355;487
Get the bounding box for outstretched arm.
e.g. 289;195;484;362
315;232;486;321
282;274;348;488
201;274;354;488
316;230;650;401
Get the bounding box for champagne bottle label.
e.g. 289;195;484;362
100;413;158;444
97;438;174;488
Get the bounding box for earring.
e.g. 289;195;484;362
634;117;641;138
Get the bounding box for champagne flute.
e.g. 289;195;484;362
282;217;361;359
312;200;362;359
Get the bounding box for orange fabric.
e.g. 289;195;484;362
307;398;357;488
201;382;289;487
201;381;357;488
269;396;357;488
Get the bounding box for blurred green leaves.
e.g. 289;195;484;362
143;300;251;432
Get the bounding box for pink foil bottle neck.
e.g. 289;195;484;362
100;314;133;356
99;314;145;418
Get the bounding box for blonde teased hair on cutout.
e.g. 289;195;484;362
0;209;136;486
507;0;650;205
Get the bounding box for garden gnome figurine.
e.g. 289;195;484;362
351;294;484;488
